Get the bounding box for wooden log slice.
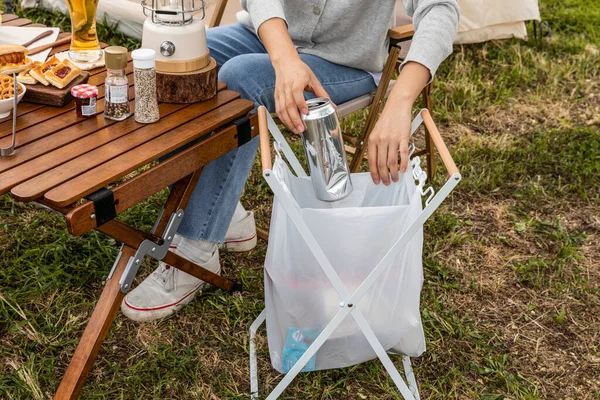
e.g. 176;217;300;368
156;57;217;104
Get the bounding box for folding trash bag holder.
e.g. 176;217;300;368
250;106;462;400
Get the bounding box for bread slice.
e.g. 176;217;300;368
17;61;41;85
44;59;82;89
30;55;60;86
0;44;28;56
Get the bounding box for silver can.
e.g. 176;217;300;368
301;98;353;201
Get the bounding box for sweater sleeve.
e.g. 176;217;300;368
401;0;460;79
240;0;287;31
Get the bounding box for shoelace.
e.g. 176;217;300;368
150;245;177;290
150;263;173;287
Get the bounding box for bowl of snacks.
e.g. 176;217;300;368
0;75;26;119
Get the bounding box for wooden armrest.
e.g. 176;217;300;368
388;24;414;40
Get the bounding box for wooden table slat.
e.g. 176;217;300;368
10;91;245;202
42;98;254;206
0;86;135;153
1;14;19;23
0;68;134;141
0;101;180;175
14;103;45;118
4;18;33;27
0;98;182;192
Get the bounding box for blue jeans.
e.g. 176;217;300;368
176;23;377;242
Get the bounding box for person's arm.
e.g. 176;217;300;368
241;0;329;134
368;62;429;185
368;0;459;185
258;19;330;134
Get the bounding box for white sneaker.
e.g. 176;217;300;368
222;211;257;252
121;244;221;322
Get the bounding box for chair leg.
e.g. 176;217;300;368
209;0;228;28
54;246;136;399
421;82;435;180
350;45;400;173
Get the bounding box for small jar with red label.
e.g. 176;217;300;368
71;84;98;118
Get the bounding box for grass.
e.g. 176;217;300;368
1;0;600;398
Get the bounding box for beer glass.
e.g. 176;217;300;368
66;0;103;63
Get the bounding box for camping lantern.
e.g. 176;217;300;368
141;0;218;103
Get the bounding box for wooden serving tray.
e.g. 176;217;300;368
22;72;90;107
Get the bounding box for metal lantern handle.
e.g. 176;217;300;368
141;0;206;25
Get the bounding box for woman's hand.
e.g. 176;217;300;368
273;58;330;134
257;18;330;134
367;105;411;185
367;61;431;185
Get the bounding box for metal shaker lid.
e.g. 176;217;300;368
105;46;128;70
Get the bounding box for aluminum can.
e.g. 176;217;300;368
301;98;353;201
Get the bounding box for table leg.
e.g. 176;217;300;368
54;246;136;400
153;168;203;237
55;167;238;398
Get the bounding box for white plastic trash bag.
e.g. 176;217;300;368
264;156;426;373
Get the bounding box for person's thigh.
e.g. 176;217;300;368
218;53;377;112
206;23;267;68
299;54;377;105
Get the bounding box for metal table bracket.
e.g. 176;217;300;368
117;209;185;293
85;188;118;226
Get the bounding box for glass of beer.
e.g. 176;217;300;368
66;0;103;63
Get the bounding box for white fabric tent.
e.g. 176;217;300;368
32;0;540;44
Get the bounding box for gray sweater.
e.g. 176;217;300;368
238;0;460;77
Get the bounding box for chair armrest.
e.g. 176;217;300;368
388;24;414;40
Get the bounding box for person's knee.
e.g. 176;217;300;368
218;56;247;87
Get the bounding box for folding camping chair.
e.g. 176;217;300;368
249;106;461;399
208;0;437;178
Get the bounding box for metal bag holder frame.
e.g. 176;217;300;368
0;73;18;157
250;106;462;400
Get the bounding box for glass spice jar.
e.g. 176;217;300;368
104;46;132;121
131;48;160;124
71;84;98;118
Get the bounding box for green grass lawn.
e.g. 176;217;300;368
1;0;599;399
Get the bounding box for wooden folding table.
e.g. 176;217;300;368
0;13;258;399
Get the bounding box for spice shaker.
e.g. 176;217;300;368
104;46;132;121
132;48;160;124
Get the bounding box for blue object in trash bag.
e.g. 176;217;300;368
282;328;318;373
